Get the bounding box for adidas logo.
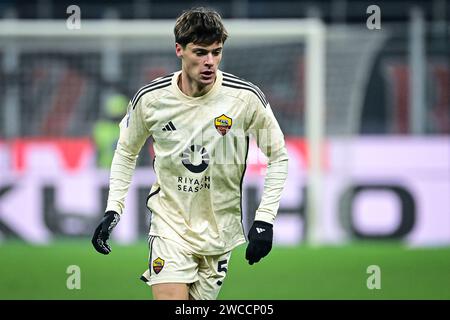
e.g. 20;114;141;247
162;121;176;131
256;227;265;234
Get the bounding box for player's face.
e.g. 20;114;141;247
176;41;223;87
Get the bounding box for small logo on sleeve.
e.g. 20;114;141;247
214;114;232;136
153;257;165;274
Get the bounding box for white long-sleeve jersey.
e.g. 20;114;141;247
106;70;288;255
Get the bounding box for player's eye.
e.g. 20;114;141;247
194;50;207;56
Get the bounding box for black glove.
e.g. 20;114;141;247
245;220;273;265
91;211;120;255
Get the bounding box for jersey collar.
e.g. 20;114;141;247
172;70;223;102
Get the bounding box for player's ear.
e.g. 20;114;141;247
175;43;183;58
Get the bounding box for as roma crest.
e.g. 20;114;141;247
152;257;165;274
214;114;232;136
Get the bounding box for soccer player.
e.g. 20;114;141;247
92;7;288;300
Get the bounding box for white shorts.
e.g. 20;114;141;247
140;236;232;300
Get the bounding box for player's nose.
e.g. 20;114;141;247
204;53;214;66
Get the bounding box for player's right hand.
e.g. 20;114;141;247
91;211;120;255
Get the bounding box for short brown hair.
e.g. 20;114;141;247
174;7;228;47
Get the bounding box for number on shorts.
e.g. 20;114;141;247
217;259;228;286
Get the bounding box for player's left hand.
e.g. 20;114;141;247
245;220;273;265
91;211;120;255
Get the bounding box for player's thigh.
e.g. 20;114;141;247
189;251;232;300
142;236;199;299
152;282;190;300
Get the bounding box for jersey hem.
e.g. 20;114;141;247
148;232;246;256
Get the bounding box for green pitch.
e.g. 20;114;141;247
0;240;449;299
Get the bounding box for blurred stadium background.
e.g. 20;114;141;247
0;0;449;300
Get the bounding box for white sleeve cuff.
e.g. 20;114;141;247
254;211;275;224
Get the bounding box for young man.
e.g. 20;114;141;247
92;7;288;300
